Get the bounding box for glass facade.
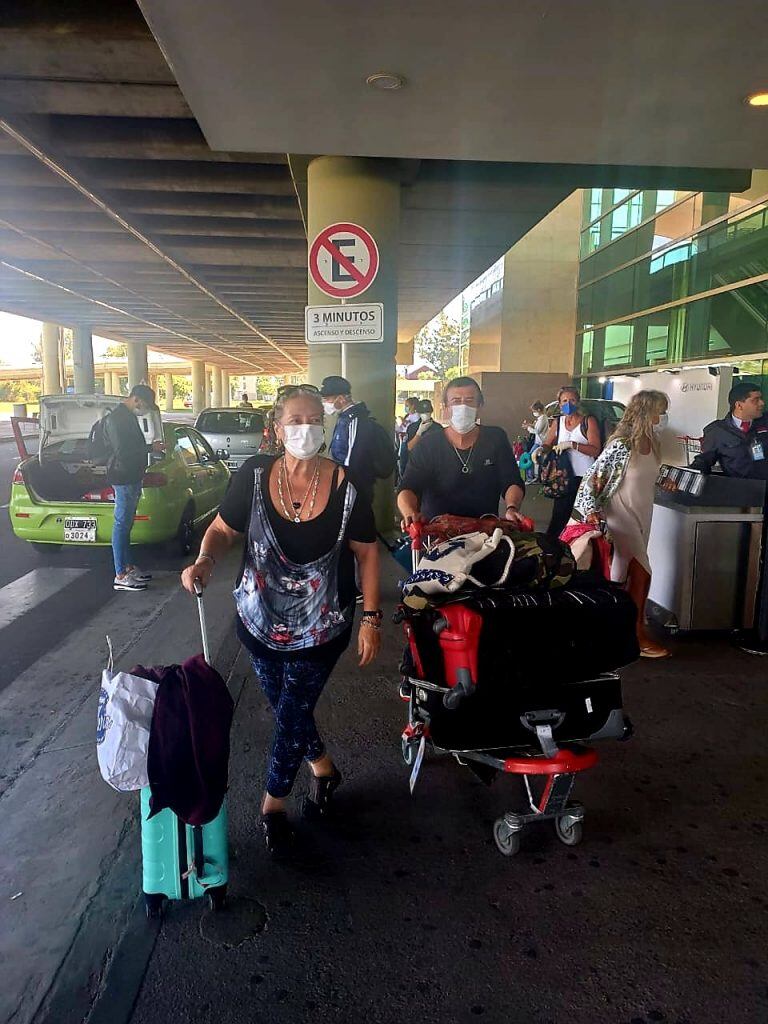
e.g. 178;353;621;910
575;181;768;384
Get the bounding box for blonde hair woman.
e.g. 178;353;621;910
570;390;670;658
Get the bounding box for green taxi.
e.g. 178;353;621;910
9;395;231;553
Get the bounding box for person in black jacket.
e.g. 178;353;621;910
104;384;161;592
691;382;768;479
320;375;396;504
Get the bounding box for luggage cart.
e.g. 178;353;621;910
397;519;632;856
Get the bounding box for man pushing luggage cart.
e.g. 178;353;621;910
396;517;638;857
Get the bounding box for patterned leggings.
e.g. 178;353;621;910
249;652;340;799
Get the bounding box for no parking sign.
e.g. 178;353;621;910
308;222;379;299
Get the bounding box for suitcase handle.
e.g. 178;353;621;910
193;581;211;664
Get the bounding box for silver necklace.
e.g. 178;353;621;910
278;458;320;523
452;444;474;475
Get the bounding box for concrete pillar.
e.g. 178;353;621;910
126;343;149;390
306;156;401;533
211;365;223;407
164;372;175;412
72;326;94;393
41;322;62;395
221;369;231;406
191;360;206;416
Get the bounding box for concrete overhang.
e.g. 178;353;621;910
0;2;756;371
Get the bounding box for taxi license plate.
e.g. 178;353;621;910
64;517;97;542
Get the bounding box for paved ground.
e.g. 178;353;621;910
1;475;767;1024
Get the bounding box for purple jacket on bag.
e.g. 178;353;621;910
132;654;234;826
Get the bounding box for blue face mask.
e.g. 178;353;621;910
561;401;577;415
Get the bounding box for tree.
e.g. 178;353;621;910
413;312;460;379
105;343;128;358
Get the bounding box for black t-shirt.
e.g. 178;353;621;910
219;456;376;661
398;425;524;520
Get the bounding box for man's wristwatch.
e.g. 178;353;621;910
505;505;519;513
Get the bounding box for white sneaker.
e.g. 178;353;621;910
114;575;148;592
127;567;152;582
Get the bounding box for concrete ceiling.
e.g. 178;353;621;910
139;0;768;169
0;2;756;372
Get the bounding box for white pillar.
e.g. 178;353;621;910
221;369;231;407
41;323;62;395
211;366;223;407
164;372;175;412
191;360;206;416
72;326;94;394
127;343;149;390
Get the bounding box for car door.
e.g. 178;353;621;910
189;429;227;517
173;427;208;518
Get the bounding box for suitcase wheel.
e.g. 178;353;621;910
554;815;583;847
207;885;227;912
493;818;521;857
144;892;165;920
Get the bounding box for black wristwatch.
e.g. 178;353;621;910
362;609;383;621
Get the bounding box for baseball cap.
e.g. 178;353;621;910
319;375;352;398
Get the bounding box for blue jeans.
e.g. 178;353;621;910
249;652;340;799
112;483;143;576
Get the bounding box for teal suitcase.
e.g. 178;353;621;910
140;788;228;918
140;583;229;919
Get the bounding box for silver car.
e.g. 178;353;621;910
194;407;266;470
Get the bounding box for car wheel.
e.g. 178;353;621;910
176;505;195;556
31;543;62;553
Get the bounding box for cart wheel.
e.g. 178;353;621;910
493;818;521;857
555;816;583;847
207;886;227;912
144;892;164;920
401;736;417;766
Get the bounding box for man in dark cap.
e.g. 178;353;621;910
320;375;396;505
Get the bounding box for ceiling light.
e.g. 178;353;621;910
366;72;406;91
745;92;768;107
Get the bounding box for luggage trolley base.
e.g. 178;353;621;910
401;678;598;857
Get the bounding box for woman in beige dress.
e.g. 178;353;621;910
570;390;671;658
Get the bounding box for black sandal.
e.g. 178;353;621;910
259;812;295;857
303;767;343;819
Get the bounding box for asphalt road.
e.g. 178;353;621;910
0;441;194;692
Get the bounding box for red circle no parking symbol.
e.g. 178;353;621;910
308;222;379;299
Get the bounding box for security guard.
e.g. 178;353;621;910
691;382;768;479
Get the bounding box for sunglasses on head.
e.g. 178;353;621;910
275;383;321;398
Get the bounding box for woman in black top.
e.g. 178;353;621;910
181;385;380;856
397;377;526;526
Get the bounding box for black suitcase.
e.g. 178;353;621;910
403;577;637;751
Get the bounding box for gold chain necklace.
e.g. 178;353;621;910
278;458;321;523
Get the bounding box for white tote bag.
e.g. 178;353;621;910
402;528;516;601
96;638;159;792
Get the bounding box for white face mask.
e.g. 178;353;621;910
652;413;669;435
450;404;477;435
282;424;324;460
419;412;431;422
322;400;337;417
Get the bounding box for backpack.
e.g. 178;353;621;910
367;417;397;480
88;416;112;465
